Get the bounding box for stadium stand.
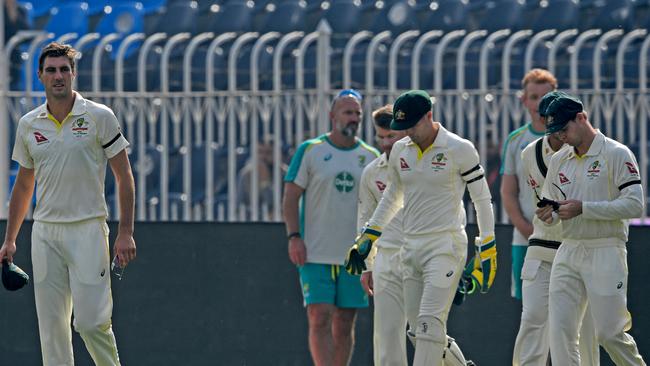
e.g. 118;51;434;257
4;0;650;222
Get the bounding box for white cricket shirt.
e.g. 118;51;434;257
541;131;644;244
357;153;404;250
368;125;490;236
12;92;129;223
520;136;563;262
501;123;546;244
285;134;379;265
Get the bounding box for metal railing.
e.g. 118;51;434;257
1;24;649;223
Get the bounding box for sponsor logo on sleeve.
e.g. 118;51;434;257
400;157;411;171
33;131;49;144
625;162;639;176
375;180;386;192
559;172;570;185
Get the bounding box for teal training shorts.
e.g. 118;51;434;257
511;245;528;300
298;263;369;308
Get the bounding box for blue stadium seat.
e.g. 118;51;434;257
139;0;166;14
416;0;468;32
57;0;105;15
477;0;525;33
325;0;363;34
149;0;199;35
44;2;89;37
579;0;635;31
633;0;650;28
18;0;57;19
200;0;254;34
256;0;307;33
530;0;579;32
367;0;418;33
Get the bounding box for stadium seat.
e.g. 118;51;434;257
149;0;199;35
579;0;635;31
367;0;418;33
325;0;363;34
476;0;525;33
529;0;579;32
256;0;307;33
416;0;468;33
18;0;56;19
199;0;254;34
44;2;89;37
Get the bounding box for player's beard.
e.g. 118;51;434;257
337;123;357;137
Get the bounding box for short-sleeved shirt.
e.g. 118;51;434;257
520;136;563;262
285;134;379;265
368;125;488;235
357;153;404;250
500;122;545;244
12;92;129;223
541;131;644;243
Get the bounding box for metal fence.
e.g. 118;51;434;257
1;23;649;222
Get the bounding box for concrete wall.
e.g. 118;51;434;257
1;222;648;365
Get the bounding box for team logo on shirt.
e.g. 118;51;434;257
358;155;367;167
334;171;355;193
33;131;49;145
527;175;539;189
71;118;89;137
400;158;411;171
323;153;332;162
559;172;570;185
375;180;386;192
431;153;447;171
586;160;601;179
625;162;639;176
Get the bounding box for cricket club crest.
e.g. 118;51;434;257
395;110;406;121
71;117;89;137
431;152;447;171
587;160;601;179
358;155;366;167
33;131;49;145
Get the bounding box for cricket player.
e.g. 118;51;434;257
0;43;136;365
537;94;646;365
501;69;557;299
283;89;379;366
356;105;472;366
346;90;496;366
513;91;599;366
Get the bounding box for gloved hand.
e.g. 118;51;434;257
469;235;497;293
344;225;382;275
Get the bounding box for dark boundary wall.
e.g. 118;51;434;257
0;222;648;365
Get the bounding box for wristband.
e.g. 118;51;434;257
287;232;301;240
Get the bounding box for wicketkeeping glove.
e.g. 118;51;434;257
469;235;497;293
344;225;382;275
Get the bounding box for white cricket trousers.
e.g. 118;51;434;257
549;240;646;366
401;230;467;366
372;247;408;366
32;219;120;366
513;259;599;366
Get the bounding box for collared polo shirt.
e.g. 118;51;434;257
285;134;379;265
501;122;546;244
12;92;129;223
542;131;644;243
357;153;404;251
368;125;486;235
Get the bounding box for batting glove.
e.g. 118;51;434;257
344;225;382;275
470;235;497;293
